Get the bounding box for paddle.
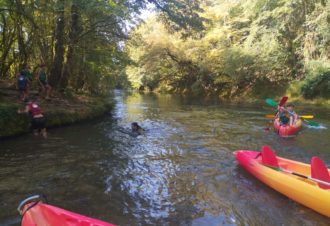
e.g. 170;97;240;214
302;118;319;127
278;96;288;107
265;97;288;108
265;98;278;108
265;114;314;119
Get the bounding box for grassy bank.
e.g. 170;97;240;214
0;95;113;138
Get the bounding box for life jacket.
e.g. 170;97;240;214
279;112;289;125
28;102;43;117
17;74;27;89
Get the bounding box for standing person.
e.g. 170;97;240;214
16;71;28;101
38;64;52;100
21;64;33;100
17;100;47;138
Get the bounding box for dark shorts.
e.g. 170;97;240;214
31;117;46;130
19;87;27;91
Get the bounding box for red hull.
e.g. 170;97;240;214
21;202;116;226
274;118;302;137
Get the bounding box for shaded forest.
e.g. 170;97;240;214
126;0;330;100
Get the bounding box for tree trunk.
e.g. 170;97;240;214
60;2;79;89
14;0;28;64
49;0;65;89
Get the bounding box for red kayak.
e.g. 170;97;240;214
274;118;302;137
18;195;116;226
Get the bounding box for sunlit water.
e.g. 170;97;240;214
1;90;330;226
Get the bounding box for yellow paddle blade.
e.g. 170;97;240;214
265;114;314;119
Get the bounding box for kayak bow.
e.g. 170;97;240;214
18;195;116;226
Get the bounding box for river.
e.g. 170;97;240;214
1;90;330;226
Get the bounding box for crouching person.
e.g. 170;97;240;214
18;100;47;138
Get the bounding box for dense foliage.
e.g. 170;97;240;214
0;0;204;94
126;0;330;99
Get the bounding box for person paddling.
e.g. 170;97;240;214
276;104;298;126
17;100;47;138
276;106;290;125
286;104;299;126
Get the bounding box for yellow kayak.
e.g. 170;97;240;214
234;146;330;217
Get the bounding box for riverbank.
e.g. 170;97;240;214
139;88;330;108
0;81;113;138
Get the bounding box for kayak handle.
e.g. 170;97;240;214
17;195;41;215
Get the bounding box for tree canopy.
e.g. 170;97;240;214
126;0;330;99
0;0;204;94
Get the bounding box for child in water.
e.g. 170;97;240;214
131;122;144;136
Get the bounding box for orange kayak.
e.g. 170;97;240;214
18;195;116;226
234;147;330;217
274;118;302;137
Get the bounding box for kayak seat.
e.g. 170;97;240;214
311;156;330;189
261;146;279;168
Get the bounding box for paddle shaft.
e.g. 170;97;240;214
265;115;314;119
263;164;330;187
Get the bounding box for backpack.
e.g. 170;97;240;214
18;74;27;89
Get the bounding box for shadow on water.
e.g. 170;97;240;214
0;90;330;225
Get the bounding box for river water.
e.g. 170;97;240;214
0;90;330;226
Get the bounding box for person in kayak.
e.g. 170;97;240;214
17;100;47;138
276;106;290;125
38;64;52;100
286;104;299;126
131;122;144;136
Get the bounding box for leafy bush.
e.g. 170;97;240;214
301;71;330;99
